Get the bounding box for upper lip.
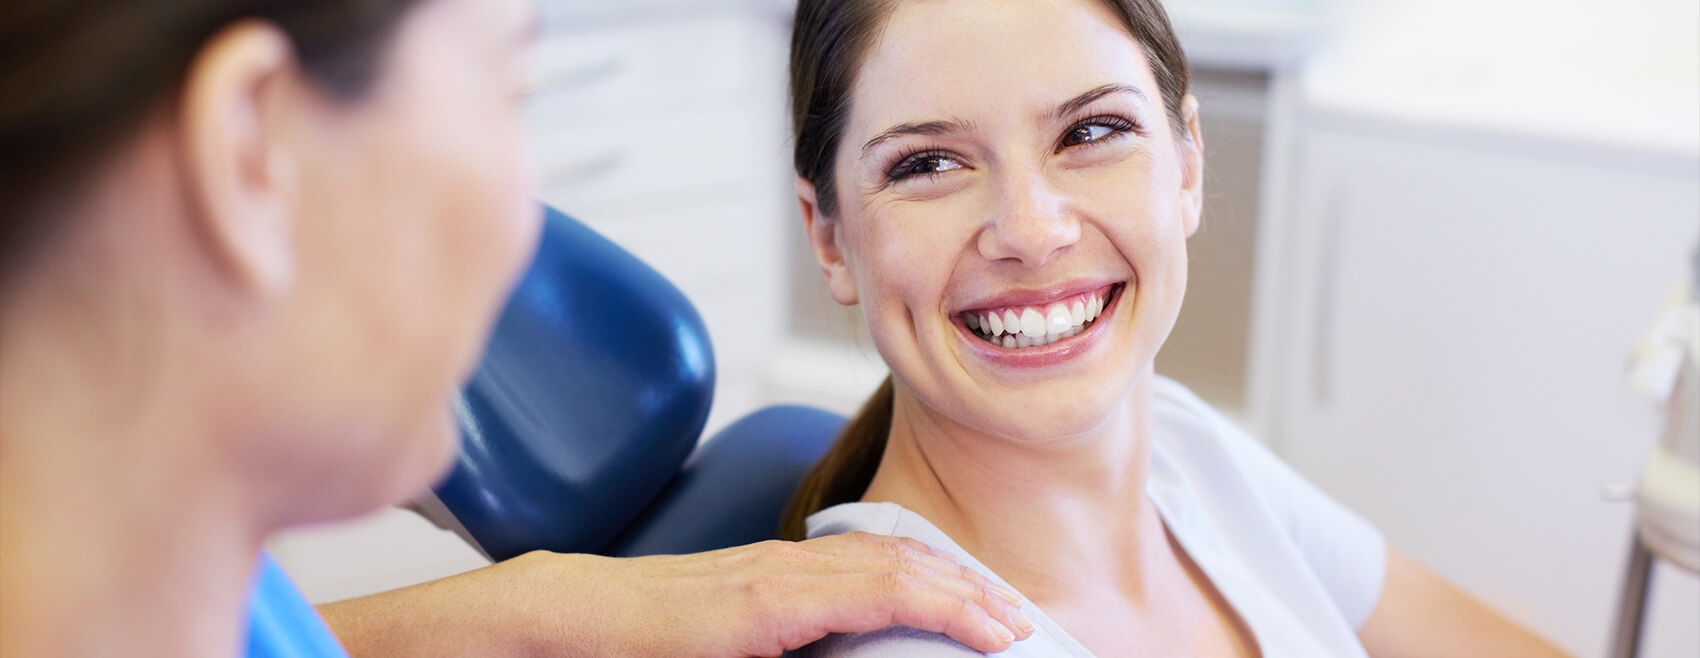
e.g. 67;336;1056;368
950;279;1123;315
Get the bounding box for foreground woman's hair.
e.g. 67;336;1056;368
0;0;420;280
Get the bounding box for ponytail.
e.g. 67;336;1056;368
779;376;894;540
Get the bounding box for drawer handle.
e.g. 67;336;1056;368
1312;185;1344;408
528;54;626;97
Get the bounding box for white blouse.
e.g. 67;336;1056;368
796;376;1386;657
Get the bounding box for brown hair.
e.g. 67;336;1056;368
0;0;422;282
779;0;1191;541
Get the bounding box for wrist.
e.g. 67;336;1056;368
500;550;611;658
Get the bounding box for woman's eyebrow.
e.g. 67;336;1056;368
1050;83;1146;121
860;118;974;158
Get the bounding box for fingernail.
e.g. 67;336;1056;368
989;619;1015;644
1009;607;1035;635
991;585;1022;606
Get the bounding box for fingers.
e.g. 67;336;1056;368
787;533;1035;652
810;533;1030;622
911;555;1034;641
824;570;1022;653
860;551;1035;646
803;532;946;560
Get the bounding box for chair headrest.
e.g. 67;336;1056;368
434;206;715;561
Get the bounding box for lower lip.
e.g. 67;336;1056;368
953;283;1126;369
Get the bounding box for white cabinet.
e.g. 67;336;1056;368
1269;125;1700;655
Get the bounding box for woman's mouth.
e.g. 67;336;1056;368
954;283;1124;349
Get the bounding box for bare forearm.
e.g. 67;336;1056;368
318;552;563;658
318;535;1030;657
1359;548;1570;658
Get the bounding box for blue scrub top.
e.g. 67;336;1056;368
244;553;349;658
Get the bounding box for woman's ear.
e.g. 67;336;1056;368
177;20;300;300
797;178;858;306
1176;93;1204;238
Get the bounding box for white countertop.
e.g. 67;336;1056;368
537;0;1345;70
1165;0;1341;70
1298;0;1700;162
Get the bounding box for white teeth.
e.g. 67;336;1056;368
962;287;1119;349
1046;304;1072;334
1019;308;1046;338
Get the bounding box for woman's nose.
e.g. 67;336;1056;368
977;172;1081;267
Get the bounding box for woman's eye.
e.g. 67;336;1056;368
1065;124;1114;145
1059;117;1137;148
890;153;964;180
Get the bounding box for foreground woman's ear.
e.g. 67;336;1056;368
797;177;859;306
1176;93;1204;238
178;19;301;300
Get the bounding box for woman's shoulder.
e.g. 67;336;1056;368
1147;376;1389;628
1145;375;1317;524
801;504;1089;657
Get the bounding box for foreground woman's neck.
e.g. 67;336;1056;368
0;284;272;658
0;456;267;658
861;372;1162;605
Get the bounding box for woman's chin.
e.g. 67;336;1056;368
944;383;1125;443
322;410;461;523
398;409;462;498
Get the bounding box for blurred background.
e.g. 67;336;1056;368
272;0;1700;655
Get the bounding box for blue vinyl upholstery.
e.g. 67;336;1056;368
606;405;842;557
434;206;843;561
434;206;717;562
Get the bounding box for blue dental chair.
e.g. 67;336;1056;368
428;205;844;561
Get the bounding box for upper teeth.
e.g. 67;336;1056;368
961;289;1110;348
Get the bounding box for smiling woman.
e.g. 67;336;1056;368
779;0;1572;656
781;0;1198;548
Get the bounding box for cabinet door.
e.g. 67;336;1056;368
1275;129;1699;656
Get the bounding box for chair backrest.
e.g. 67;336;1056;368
433;206;715;562
433;206;845;561
604;404;842;557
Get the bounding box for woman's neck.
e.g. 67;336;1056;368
861;371;1164;605
0;280;271;658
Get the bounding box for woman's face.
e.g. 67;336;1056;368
265;0;539;512
805;0;1202;442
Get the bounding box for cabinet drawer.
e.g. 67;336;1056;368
528;17;780;113
572;197;786;289
529;102;784;212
